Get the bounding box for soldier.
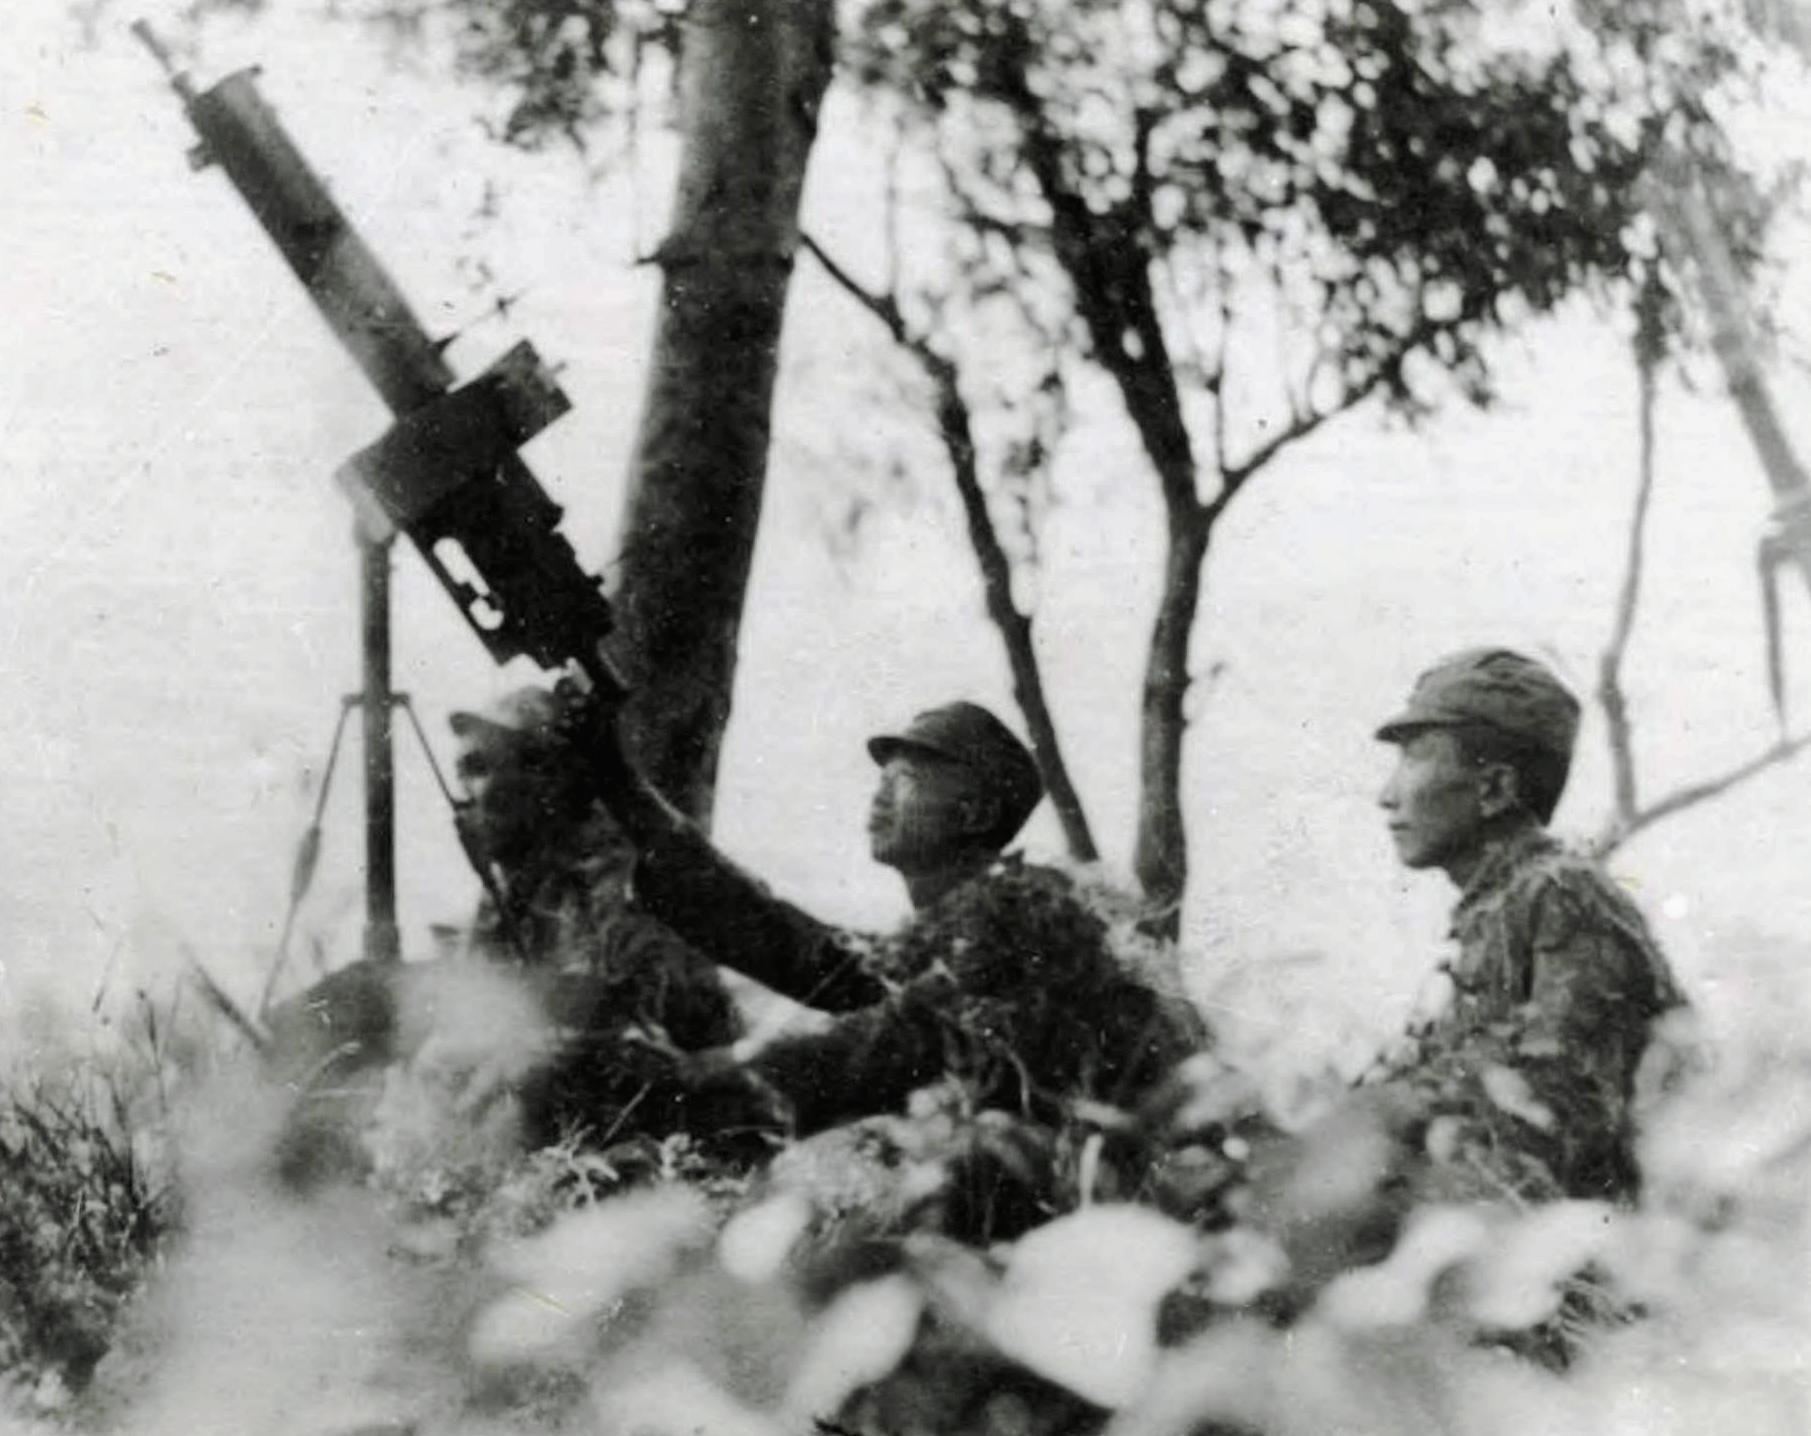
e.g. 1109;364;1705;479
587;700;1202;1139
262;689;745;1183
443;688;743;1147
1371;647;1689;1203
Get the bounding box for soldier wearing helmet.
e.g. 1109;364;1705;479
588;700;1199;1145
1372;648;1689;1203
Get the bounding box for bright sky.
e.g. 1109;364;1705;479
6;0;1811;1063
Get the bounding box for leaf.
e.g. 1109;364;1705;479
1316;1205;1494;1329
593;1357;787;1436
1479;1063;1556;1132
718;1192;814;1285
782;1275;925;1423
985;1204;1198;1409
469;1186;712;1366
1461;1201;1616;1331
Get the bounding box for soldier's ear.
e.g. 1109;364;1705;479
1476;760;1521;819
958;788;1003;841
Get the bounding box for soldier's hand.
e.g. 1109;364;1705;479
555;683;630;785
621;1024;741;1088
682;1044;743;1086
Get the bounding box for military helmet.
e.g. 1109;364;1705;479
868;701;1044;843
1375;648;1580;762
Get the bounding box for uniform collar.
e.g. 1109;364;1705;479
1452;824;1555;926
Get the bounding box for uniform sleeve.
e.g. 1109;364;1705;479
1506;879;1658;1194
544;913;744;1051
631;822;888;1013
746;865;1200;1135
747;980;967;1135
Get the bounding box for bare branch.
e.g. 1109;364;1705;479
1219;309;1448;508
1210;251;1234;481
800;232;910;346
882;106;906;301
801;232;1101;861
1220;365;1377;504
1598;287;1665;825
1591;732;1811;858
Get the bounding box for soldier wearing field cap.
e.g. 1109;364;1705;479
589;699;1198;1140
440;687;742;1147
259;686;743;1181
1372;648;1688;1203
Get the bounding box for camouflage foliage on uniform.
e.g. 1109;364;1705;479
476;809;750;1153
1370;828;1687;1204
745;858;1200;1141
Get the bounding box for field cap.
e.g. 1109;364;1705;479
869;701;1044;836
449;686;563;749
1375;648;1580;760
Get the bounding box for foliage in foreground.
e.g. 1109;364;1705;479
9;931;1811;1436
312;986;1809;1436
0;1057;175;1413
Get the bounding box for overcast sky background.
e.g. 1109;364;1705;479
6;0;1811;1065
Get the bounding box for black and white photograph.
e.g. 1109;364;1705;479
4;0;1810;1429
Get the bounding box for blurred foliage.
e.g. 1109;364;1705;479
836;0;1776;433
177;887;1796;1434
332;979;1805;1436
164;0;684;150
5;921;1809;1436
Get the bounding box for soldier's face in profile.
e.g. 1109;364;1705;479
868;751;990;871
1378;728;1487;875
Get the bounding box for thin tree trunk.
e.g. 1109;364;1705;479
1583;157;1811;856
928;361;1101;863
1598;280;1666;828
991;29;1208;911
610;0;833;826
1649;162;1811;597
1135;509;1210;925
800;235;1100;860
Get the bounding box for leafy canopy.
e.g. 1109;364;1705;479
837;0;1758;437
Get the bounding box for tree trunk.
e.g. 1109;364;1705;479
1135;509;1210;926
995;37;1208;910
610;0;834;826
1663;179;1811;517
1597;279;1666;833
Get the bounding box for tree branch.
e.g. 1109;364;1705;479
1210;252;1233;481
801;231;910;346
1219;361;1382;505
1597;284;1665;826
1590;732;1811;858
1219;309;1451;508
801;231;1101;861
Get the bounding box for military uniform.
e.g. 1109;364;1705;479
265;691;745;1171
632;825;1197;1135
1371;649;1690;1204
1373;826;1686;1200
450;700;743;1149
474;807;740;1055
